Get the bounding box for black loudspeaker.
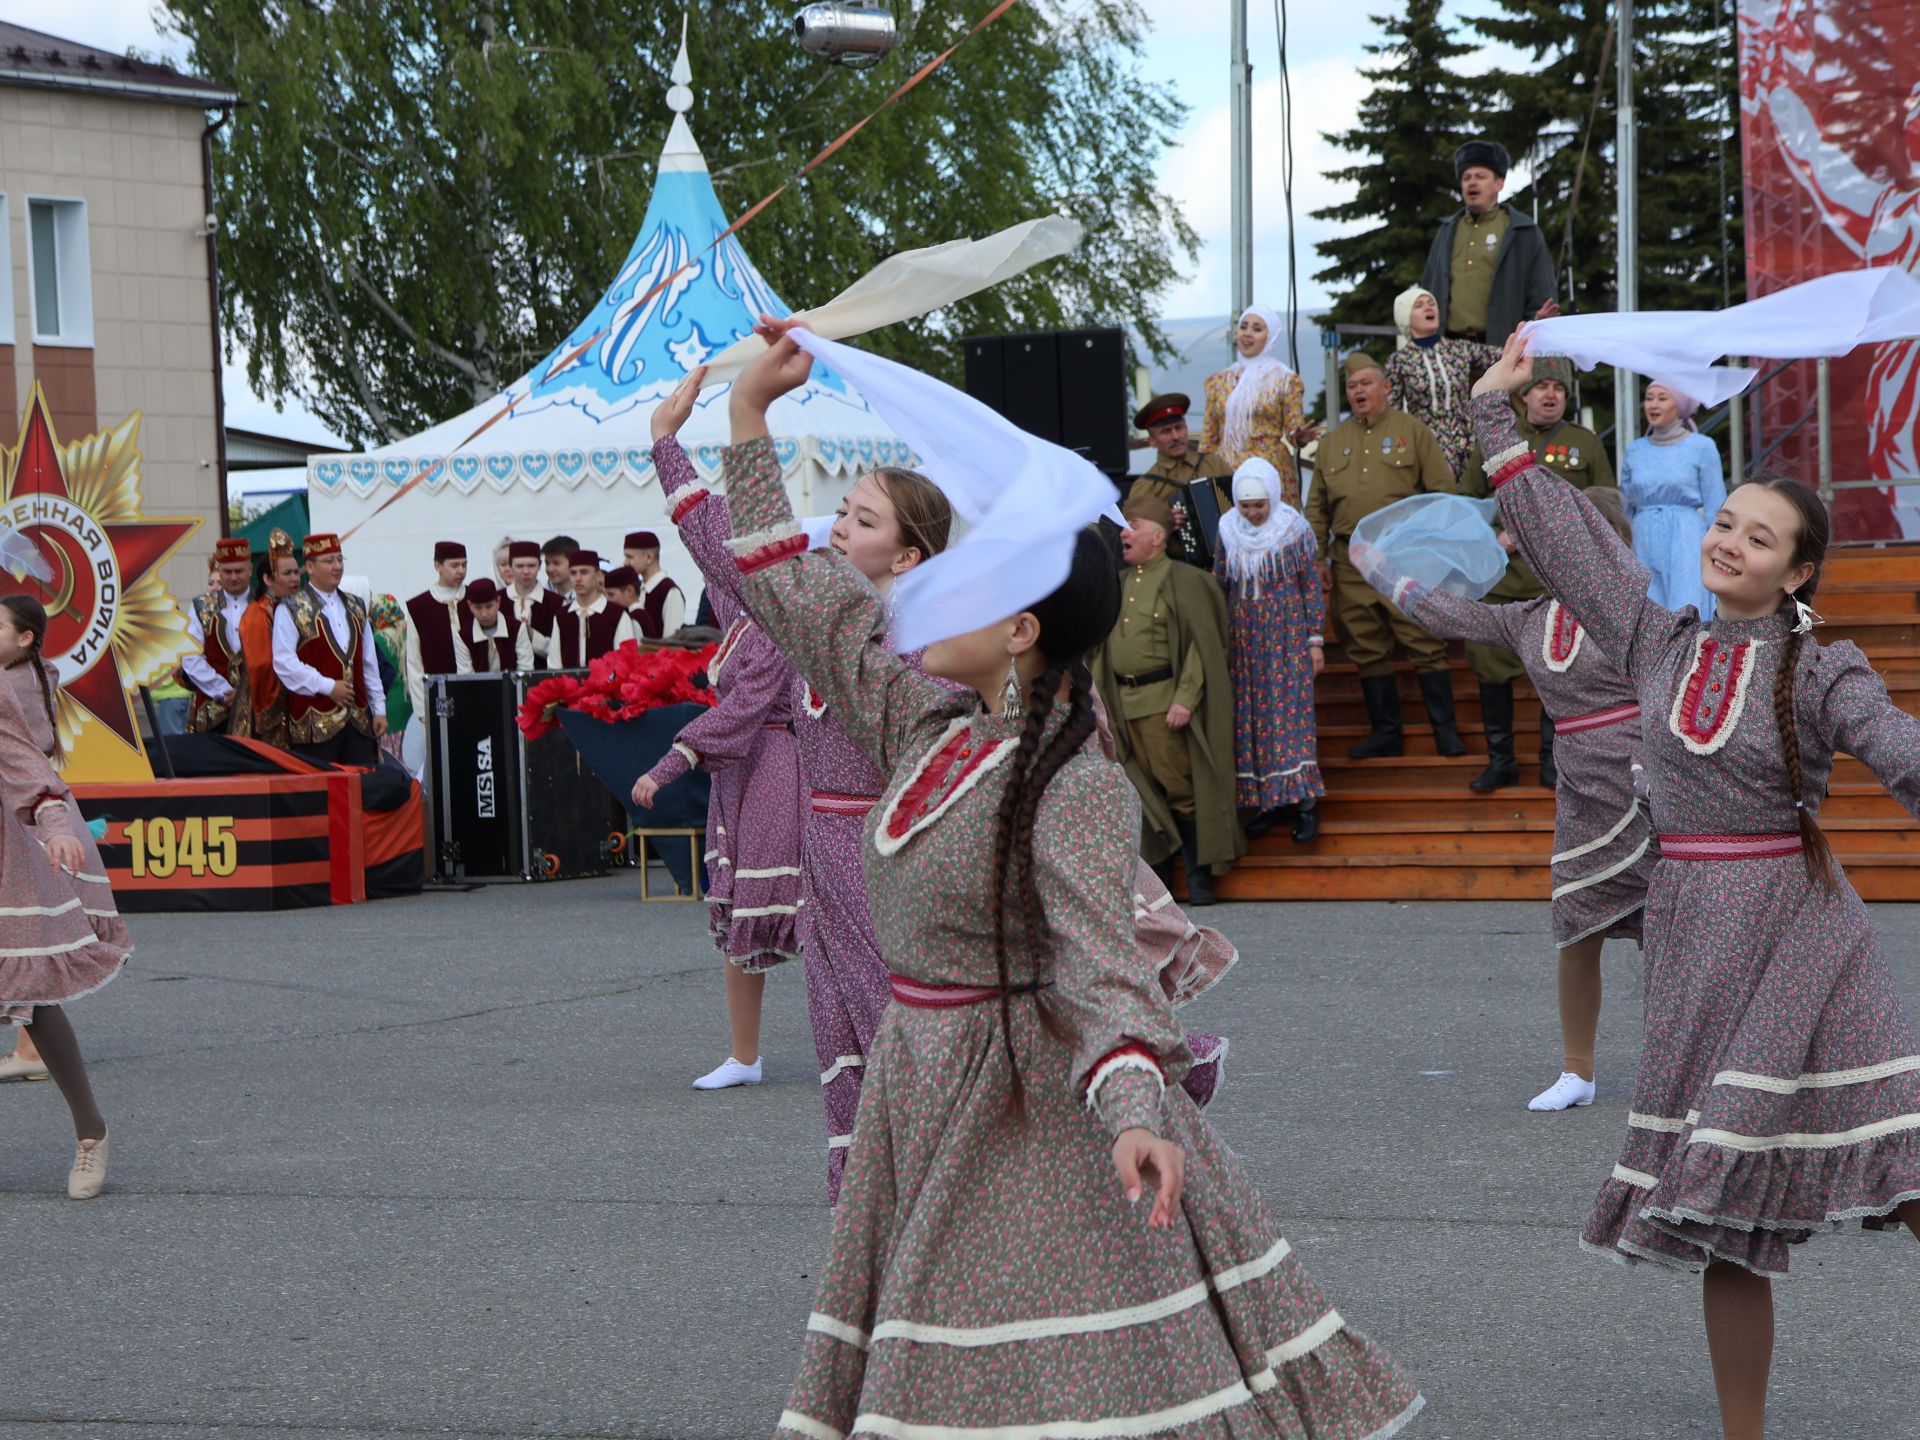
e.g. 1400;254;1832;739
960;327;1127;480
426;671;613;882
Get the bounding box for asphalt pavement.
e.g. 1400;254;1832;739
1;877;1916;1439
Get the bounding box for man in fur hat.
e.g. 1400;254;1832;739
1093;493;1244;904
1421;138;1560;345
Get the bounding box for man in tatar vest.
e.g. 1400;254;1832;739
182;537;254;733
624;529;684;640
503;540;548;666
235;530;300;748
604;566;643;625
459;579;534;673
271;533;386;765
533;534;580;668
556;550;636;668
404;540;471;719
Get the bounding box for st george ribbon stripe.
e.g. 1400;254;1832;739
344;0;1029;539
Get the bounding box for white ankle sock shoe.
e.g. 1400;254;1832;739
692;1056;763;1090
1528;1072;1596;1111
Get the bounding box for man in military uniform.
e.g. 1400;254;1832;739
1458;356;1616;791
1127;393;1234;568
1421;139;1559;345
1307;352;1465;759
271;533;387;765
182;537;254;733
1093;494;1242;904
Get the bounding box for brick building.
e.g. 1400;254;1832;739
0;22;236;599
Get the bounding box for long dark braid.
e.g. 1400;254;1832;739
982;532;1122;1119
1746;477;1837;891
1;595;59;758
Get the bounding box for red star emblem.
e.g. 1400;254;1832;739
1;389;199;752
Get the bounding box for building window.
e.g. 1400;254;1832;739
0;194;12;345
26;196;92;347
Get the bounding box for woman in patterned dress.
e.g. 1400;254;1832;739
634;372;806;1093
1352;489;1657;1113
728;328;1421;1440
1382;286;1501;478
1472;334;1920;1440
1202;306;1318;510
646;373;1236;1202
0;592;128;1198
1216;457;1326;844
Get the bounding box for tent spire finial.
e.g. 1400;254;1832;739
659;12;705;172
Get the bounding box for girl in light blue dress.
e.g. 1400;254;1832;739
1620;382;1727;619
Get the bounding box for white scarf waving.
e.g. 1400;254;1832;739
1222;304;1296;459
1216;458;1311;599
1522;267;1920;406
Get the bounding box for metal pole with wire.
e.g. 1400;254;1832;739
1229;0;1253;326
1614;0;1639;445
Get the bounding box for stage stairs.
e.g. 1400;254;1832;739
1210;543;1920;902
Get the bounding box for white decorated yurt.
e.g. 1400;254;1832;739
307;33;910;607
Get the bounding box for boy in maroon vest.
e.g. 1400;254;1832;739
271;533;387;765
503;540;548;666
403;541;471;717
554;550;636;667
183;536;253;732
460;579;534;672
605;565;643;627
532;534;579;668
624;529;684;639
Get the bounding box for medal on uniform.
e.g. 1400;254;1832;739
1570;447;1581;466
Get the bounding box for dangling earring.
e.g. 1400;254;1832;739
1000;658;1024;720
1787;591;1823;635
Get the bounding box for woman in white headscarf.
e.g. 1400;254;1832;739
1215;457;1326;843
1202;306;1317;509
1619;381;1727;620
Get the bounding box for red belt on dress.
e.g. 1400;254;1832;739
811;791;879;817
1659;832;1803;861
889;975;1050;1008
1554;702;1641;735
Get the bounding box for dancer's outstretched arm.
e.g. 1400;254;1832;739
1815;648;1920;819
651;367;751;628
1348;536;1527;651
720;338;965;775
641;638;791;800
1471;335;1685;678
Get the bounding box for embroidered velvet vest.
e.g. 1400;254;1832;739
187;592;244;733
285;586;373;743
405;588;468;678
635;577;682;640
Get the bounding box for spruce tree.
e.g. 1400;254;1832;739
1310;0;1476;329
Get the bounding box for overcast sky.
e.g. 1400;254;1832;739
18;0;1513;445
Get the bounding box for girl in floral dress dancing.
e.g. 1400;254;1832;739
1472;333;1920;1440
728;328;1420;1440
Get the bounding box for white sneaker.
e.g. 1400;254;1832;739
0;1051;50;1082
692;1057;763;1090
68;1129;108;1200
1528;1072;1596;1112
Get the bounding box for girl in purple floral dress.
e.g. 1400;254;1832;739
1215;457;1326;843
634;373;806;1093
729;328;1420;1440
1472;333;1920;1440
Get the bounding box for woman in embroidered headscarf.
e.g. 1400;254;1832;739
1620;382;1727;620
1201;305;1317;509
1215;458;1326;843
1383;284;1502;478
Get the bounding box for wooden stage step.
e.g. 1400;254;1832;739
1185;542;1920;903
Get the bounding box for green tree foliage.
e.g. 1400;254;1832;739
166;0;1197;447
1310;0;1478;329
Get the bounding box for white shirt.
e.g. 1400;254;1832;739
271;584;386;716
641;570;685;636
181;589;250;701
403;582;470;720
570;592;636;663
466;612;535;673
508;583;548;659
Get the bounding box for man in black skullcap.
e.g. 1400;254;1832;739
1420;138;1560;346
